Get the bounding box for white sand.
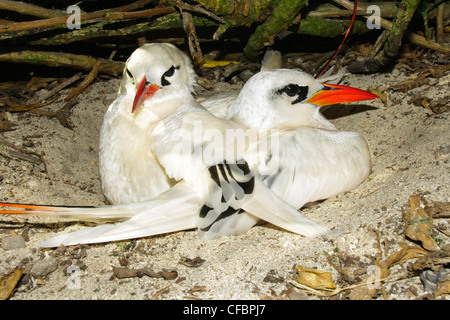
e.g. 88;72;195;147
0;67;448;300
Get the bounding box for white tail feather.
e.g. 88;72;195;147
39;204;198;247
39;182;200;247
260;50;282;71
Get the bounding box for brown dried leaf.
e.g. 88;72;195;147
349;244;427;300
179;256;205;268
0;269;23;300
435;278;450;296
140;268;178;280
428;99;449;114
381;243;428;268
297;266;336;291
408;245;450;272
427;64;450;78
388;77;429;92
358;43;373;55
112;266;140;279
425;201;450;218
405;195;441;251
421;98;432;111
112;266;177;280
158;270;178;280
189;285;207;293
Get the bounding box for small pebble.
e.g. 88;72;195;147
420;268;449;293
31;257;59;277
2;235;27;250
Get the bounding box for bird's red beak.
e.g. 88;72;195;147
132;76;160;113
306;83;378;107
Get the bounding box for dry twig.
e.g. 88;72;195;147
26;72;83;104
170;0;225;23
1;95;59;113
436;2;445;43
0;51;124;76
0;0;64;18
181;10;203;60
54;60;102;129
0;0;156;33
64;61;101;102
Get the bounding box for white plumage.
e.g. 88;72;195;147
99;43;196;204
226;69;372;209
100;44;281;204
0;44;377;247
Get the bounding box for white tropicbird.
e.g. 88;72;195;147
0;67;376;247
226;69;373;209
99;43;196;204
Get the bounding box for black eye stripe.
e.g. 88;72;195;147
277;84;309;104
126;68;132;78
165;65;178;77
125;68;135;85
161;65;180;86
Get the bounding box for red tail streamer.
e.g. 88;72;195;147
315;0;359;79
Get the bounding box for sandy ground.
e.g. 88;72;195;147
0;54;448;301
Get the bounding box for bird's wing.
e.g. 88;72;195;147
242;178;335;238
195;161;260;240
151;106;258;240
151;105;246;182
152;106;334;240
256;127;371;209
197;90;240;118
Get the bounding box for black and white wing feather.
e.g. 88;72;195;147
197;162;259;240
151;104;334;240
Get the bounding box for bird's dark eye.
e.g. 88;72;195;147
161;65;180;86
277;84;309;104
283;84;300;97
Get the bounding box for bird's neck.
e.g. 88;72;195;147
138;91;191;121
230;102;336;131
308;108;337;131
281;108;336;131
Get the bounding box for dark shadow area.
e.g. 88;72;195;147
322;103;378;120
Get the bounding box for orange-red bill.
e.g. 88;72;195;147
132;76;160;113
306;83;378;107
